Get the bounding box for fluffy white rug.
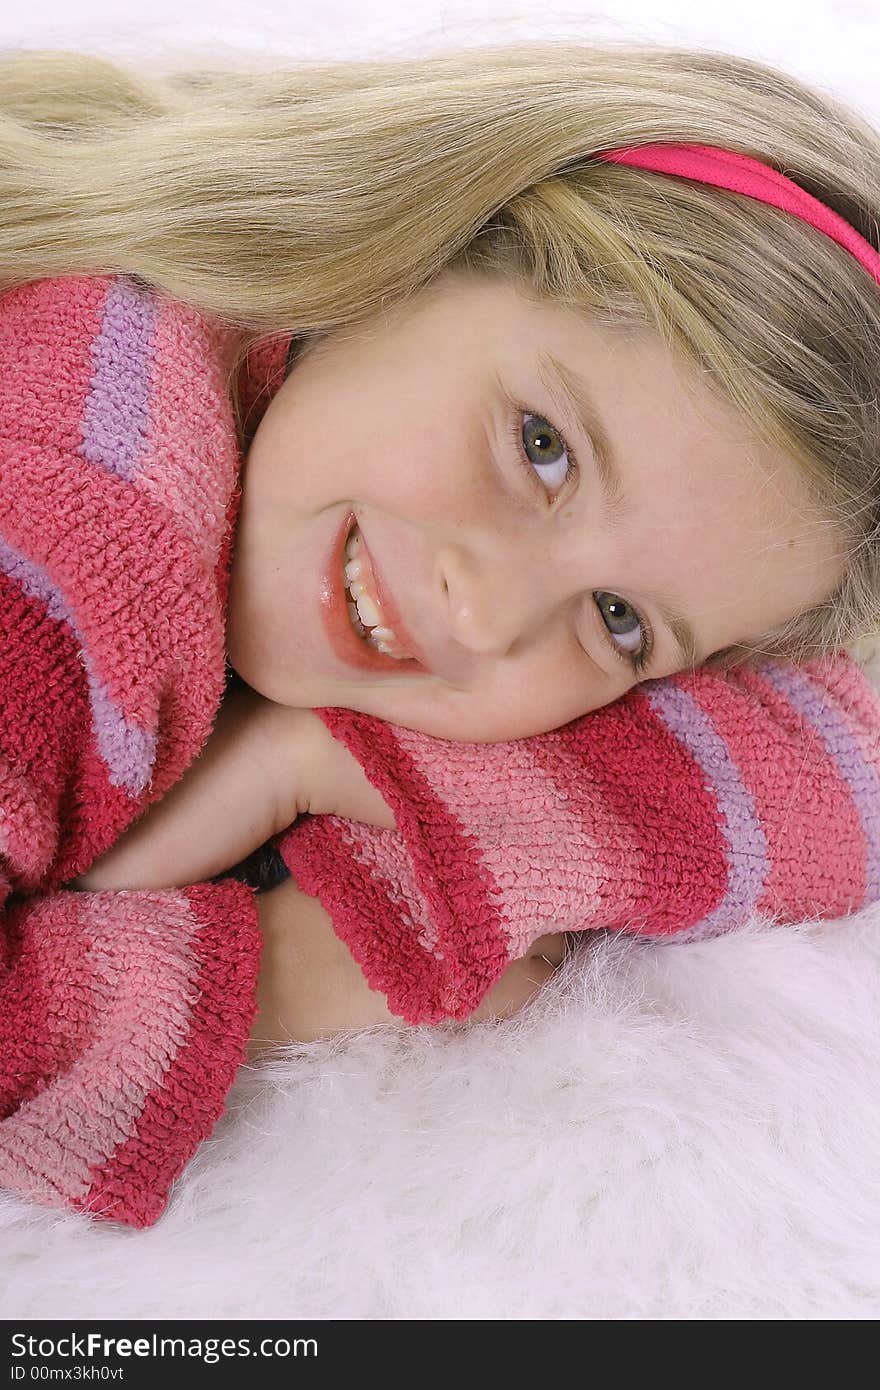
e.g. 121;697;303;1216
1;0;879;1322
3;893;880;1319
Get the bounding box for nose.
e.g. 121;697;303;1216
437;541;557;656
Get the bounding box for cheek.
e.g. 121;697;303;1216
355;413;477;520
270;350;495;524
251;361;362;499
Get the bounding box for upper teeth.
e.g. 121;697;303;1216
344;525;409;658
345;567;382;628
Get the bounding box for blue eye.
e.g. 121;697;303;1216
508;411;578;501
594;591;652;674
507;406;653;674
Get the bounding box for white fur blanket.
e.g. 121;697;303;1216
3;893;880;1318
1;0;879;1322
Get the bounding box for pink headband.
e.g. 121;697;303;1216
594;143;880;287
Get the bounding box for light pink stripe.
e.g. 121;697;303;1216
389;725;642;960
0;890;200;1209
335;819;443;957
133;302;241;565
0;750;57;880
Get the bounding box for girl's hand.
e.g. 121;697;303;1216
279;709;397;830
248;873;567;1054
69;685;397;893
70;683;321;892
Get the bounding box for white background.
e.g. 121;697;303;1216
0;1;877;125
1;0;879;1323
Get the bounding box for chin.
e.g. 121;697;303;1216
224;619;282;702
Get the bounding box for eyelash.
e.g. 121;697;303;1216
506;405;653;675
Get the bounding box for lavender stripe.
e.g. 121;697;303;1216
79;277;156;481
643;680;769;942
0;538;157;796
758;661;880;900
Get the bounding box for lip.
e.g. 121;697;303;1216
320;512;428;674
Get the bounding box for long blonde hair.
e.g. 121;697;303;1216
1;39;878;670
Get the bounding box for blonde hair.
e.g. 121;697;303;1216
1;39;878;671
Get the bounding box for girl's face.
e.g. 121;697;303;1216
226;269;843;741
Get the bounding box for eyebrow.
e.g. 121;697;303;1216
537;349;702;671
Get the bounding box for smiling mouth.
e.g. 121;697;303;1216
342;523;414;660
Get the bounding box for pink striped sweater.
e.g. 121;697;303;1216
3;274;880;1229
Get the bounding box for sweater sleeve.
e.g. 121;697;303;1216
0;540;263;1231
277;650;880;1024
0;273;264;1227
0;877;261;1228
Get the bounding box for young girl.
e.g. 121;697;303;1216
2;39;880;1225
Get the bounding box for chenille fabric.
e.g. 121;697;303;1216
2;273;880;1227
0;274;264;1227
279;658;880;1022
